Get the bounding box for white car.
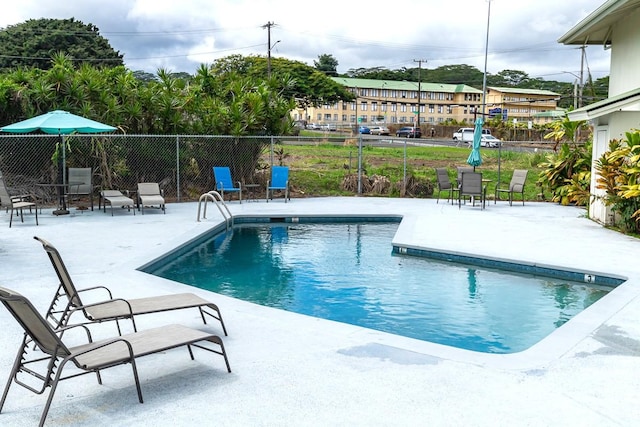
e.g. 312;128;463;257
369;126;390;135
481;135;502;148
454;127;491;143
467;135;502;148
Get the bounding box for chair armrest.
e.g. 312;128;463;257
75;285;115;300
55;323;94;342
11;193;36;202
67;297;135;322
69;336;136;362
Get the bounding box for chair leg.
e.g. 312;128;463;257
39;358;69;427
0;337;25;413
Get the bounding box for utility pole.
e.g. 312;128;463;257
578;45;586;108
413;59;427;128
263;21;276;77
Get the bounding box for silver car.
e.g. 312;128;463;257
370;126;390;135
467;135;502;148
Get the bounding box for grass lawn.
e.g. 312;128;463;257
278;142;548;201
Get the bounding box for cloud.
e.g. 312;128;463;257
0;0;611;82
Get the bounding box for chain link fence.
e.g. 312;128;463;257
0;134;279;205
1;134;396;207
1;132;451;208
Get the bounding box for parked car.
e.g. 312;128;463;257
468;135;502;148
453;127;491;142
481;135;502;148
322;123;337;131
359;126;371;134
306;123;322;130
369;126;390;135
395;126;422;138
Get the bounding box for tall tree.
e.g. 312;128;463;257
210;54;354;107
0;18;123;71
491;70;531;87
314;54;339;77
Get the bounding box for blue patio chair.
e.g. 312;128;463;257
266;166;290;202
213;167;242;203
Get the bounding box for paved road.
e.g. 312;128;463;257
284;135;553;152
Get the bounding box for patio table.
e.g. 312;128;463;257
36;182;82;215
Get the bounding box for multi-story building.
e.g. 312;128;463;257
291;77;560;127
484;87;561;125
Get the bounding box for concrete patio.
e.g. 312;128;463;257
1;197;639;426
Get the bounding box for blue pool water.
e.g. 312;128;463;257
145;221;609;353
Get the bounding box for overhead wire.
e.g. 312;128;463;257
1;22;602;78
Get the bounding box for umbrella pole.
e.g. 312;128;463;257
53;133;70;216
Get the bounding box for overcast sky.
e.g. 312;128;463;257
1;0;610;83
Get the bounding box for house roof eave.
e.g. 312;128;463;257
558;0;640;45
567;87;640;121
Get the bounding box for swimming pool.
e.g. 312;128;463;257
144;220;612;353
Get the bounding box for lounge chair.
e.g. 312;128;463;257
99;189;135;215
458;171;486;209
213;166;242;203
0;286;231;427
495;169;528;206
434;168;458;204
34;236;228;336
67;167;94;211
136;182;166;214
0;171;38;228
266;166;290;202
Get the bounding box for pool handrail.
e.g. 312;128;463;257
197;191;233;228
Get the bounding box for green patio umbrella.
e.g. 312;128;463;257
1;110;117;214
467;117;484;171
0;110;117;135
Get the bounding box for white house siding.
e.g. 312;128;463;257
575;3;640;225
590;112;640;224
590;126;610;223
609;7;640;96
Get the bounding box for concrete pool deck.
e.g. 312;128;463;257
1;197;639;426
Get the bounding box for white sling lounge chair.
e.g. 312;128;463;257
34;236;228;336
136;182;166;214
99;189;135;215
0;286;231;427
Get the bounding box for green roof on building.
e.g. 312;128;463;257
332;77;482;94
533;109;567;118
488;86;560;97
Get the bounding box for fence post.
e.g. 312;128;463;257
270;136;274;167
357;134;362;195
176;135;181;202
403;139;407;196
